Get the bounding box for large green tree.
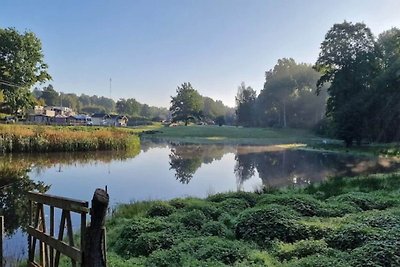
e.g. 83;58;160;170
258;58;325;128
235;82;257;126
315;21;377;146
170;82;204;125
0;28;51;114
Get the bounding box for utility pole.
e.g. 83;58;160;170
109;78;112;100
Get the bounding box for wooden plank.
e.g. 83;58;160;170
27;192;89;213
0;216;3;267
66;211;77;267
50;206;54;267
27;226;82;263
28;261;41;267
54;210;66;266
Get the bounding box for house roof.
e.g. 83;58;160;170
91;113;110;118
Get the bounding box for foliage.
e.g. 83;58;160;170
146;202;175;217
170;82;204;125
106;170;400;266
0;27;51;114
235;82;257;127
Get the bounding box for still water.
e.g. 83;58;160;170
1;140;399;262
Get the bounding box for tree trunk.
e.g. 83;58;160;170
283;102;287;128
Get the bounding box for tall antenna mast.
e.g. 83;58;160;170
109;78;112;99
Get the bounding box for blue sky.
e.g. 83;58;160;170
1;0;400;107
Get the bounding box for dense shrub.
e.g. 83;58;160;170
179;209;207;230
182;201;222;220
146;202;175;217
274;239;329;261
235;205;304;246
113;217;172;257
349;240;400;266
145;237;251;266
326;223;378;250
258;194;323;216
328;192;397;211
208;191;259;207
217;198;250;216
284;252;350;267
201;221;231;238
134;231;175;256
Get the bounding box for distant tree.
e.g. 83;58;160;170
170;82;204;125
41;84;59;106
116;98;141;117
0;28;51;113
315;21;377;146
258;58;326;128
140;103;151;118
215;115;225;126
235;82;256;126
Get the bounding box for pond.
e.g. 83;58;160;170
1;140;399;263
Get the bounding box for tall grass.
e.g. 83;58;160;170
0;125;140;153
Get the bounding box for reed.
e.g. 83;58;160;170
0;125;140;153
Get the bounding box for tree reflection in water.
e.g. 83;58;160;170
168;143;400;188
0;166;49;236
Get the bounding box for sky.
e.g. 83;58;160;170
1;0;400;108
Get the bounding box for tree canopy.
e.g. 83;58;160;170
0;27;51;113
170;82;204;125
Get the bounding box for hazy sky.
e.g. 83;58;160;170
1;0;400;107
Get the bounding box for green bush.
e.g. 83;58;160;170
235;205;304;246
134;231;175;256
179;209;207;230
258;194;323;216
208;191;259;207
145;237;250;266
326;223;377;250
182;201;222;220
349;240;400;266
328;192;397;211
275;239;329;261
113;217;172;257
146;202;175;217
284;252;350;267
201;221;232;238
217;198;250;216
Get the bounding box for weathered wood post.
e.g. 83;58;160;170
84;189;109;267
0;216;3;267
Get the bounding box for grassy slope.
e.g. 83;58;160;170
105;172;400;266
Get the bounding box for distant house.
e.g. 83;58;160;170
108;115;128;127
28;114;52;124
68;114;92;126
91;113;128;127
91;113;110;126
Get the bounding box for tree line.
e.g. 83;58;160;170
234;21;400;146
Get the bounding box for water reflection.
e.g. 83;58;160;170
168;144;235;183
164;143;400;188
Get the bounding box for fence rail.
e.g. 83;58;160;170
1;216;3;267
27;189;108;267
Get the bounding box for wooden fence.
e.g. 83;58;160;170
27;189;109;267
0;216;3;267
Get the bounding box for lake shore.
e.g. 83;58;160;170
105;171;400;266
0;124;140;153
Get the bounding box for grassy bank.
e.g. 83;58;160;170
0;124;140;153
105;172;400;266
140;125;326;145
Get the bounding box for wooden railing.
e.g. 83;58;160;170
0;216;3;267
27;189;109;267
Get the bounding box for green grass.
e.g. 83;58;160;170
141;125;326;145
105;171;400;266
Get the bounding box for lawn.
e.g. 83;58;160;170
139;125;328;145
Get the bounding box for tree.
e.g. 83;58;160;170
0;28;51;113
235;82;256;126
170;82;204;125
116;98;141;117
314;21;377;146
41;84;59;106
258;58;325;128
